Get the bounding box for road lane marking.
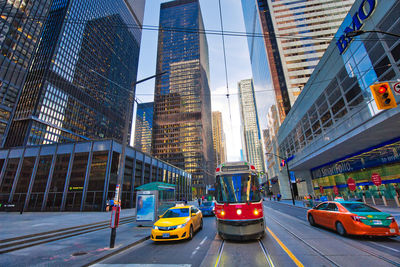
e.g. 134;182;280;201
93;265;191;267
200;236;207;245
370;242;400;252
266;226;304;267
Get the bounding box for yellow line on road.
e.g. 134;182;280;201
266;226;304;267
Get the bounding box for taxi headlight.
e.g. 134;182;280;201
177;222;188;229
152;225;159;230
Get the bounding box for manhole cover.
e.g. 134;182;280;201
72;251;88;256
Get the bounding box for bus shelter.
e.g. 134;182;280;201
135;182;176;216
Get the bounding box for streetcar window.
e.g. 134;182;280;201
216;174;260;203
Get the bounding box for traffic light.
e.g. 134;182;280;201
370;82;397;110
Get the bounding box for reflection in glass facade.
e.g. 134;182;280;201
0;140;192;211
277;0;400;199
238;79;265;174
212;111;226;168
4;0;144;147
134;102;153;154
152;0;214;197
0;0;51;146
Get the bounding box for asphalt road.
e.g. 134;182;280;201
98;216;217;267
95;202;400;267
264;201;400;258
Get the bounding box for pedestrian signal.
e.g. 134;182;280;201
370;82;397;110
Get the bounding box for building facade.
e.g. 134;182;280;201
152;0;214;197
0;0;52;146
238;79;265;173
0;139;191;211
134;102;153;154
258;0;354;108
277;0;400;202
212;111;226;168
4;0;145;147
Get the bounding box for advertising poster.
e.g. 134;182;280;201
136;194;155;221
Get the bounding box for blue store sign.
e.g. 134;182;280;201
336;0;377;54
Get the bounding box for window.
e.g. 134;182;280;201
316;203;328;210
327;203;338;211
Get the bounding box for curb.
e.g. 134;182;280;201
265;200;310;210
83;235;150;266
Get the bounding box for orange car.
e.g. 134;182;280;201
307;201;399;236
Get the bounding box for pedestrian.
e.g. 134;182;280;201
106;199;110;211
273;195;276;201
198;198;201;207
277;193;281;201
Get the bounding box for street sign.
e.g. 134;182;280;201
319;185;324;194
393;82;400;95
333;186;339;195
371;173;382;186
347;178;356;191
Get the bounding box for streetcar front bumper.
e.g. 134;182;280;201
217;218;264;240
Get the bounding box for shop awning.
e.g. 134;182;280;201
135;182;176;191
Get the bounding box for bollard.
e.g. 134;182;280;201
362;195;366;204
382;195;388;206
371;195;376;205
395;195;400;207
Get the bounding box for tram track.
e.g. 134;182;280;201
0;216;136;254
214;238;275;267
265;210;400;267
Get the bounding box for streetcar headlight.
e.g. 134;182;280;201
221;210;225;216
236;209;242;215
253;209;259;215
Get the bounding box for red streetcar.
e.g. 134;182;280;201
214;161;265;240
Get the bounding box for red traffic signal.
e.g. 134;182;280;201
370;82;397;110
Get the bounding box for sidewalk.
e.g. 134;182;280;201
0;209;152;266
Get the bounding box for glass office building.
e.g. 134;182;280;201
238;79;265;173
4;0;145;147
0;0;52;146
0;139;192;211
212;111;226;168
152;0;214;197
134;102;153;154
277;0;400;201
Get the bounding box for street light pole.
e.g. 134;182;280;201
106;71;167;249
265;152;295;206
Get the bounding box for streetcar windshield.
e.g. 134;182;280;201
216;174;261;203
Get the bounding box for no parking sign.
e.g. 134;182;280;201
394;82;400;96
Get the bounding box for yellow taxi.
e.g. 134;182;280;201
151;205;203;241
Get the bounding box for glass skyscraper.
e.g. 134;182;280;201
238;79;265;173
4;0;145;147
134;102;153;154
0;0;52;147
212;111;226;168
152;0;213;197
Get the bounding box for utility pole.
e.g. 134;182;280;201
109;71;167;248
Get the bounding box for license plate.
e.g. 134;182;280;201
162;233;170;238
373;220;382;225
390;228;396;233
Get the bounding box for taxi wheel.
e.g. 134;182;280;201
199;219;203;230
188;225;193;240
336;222;347;236
308;214;316;226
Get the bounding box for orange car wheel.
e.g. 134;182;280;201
336;222;347;236
308;214;316;226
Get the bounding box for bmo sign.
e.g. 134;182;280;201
336;0;377;54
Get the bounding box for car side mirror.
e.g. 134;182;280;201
191;213;196;217
158;215;162;219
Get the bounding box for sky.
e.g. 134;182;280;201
133;0;273;161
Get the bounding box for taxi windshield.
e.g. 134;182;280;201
216;173;260;203
342;203;380;212
162;208;189;218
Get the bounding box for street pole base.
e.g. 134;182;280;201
110;227;116;248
